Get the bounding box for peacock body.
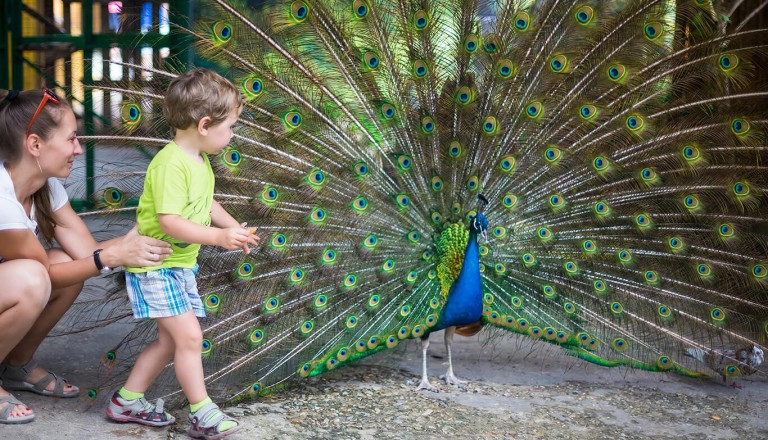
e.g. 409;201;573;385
435;212;486;333
69;0;768;405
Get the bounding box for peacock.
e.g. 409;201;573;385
63;0;768;407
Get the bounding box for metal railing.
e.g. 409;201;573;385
2;0;192;210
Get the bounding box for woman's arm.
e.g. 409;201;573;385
0;229;49;269
49;204;171;287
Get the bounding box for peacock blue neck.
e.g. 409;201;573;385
434;227;484;331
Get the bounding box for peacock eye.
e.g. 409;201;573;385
644;22;664;41
119;103;144;131
364;52;380;69
527;101;543;118
291;1;309;21
413;60;429;78
483;34;501;53
413;10;429;29
731;118;750;136
242;77;264;98
496;59;515;79
718;54;739;72
550;55;568;73
463;34;479;52
608;64;627;81
212;21;233;43
421;116;435;133
626;115;645;131
575;6;594;24
380;103;395;119
514;11;530;30
580;104;598;121
285;111;302;128
397;154;412;171
352;0;370;18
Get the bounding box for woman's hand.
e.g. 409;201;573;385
101;226;172;268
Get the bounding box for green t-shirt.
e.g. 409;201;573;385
126;141;215;273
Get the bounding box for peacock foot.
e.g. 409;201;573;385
416;378;439;392
440;372;467;388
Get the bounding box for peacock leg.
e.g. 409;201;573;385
416;335;438;392
441;326;467;386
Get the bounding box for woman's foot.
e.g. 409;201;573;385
0;388;35;424
16;365;78;394
0;361;79;397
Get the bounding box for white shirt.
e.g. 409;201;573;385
0;163;69;238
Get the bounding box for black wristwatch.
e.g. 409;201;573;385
93;249;112;275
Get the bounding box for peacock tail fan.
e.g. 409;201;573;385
63;0;768;406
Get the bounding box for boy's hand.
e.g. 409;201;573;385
240;222;261;254
217;227;250;251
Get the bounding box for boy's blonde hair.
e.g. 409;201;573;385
163;68;243;132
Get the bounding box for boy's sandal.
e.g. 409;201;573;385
106;392;175;427
0;361;80;398
0;394;35;424
188;402;243;440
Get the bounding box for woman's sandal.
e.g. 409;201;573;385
0;361;80;398
0;394;35;424
188;402;243;440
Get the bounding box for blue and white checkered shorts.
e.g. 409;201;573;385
125;266;205;319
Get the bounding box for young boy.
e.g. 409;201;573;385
106;68;259;439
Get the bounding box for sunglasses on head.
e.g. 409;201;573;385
26;87;62;138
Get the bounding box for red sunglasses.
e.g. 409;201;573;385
26;87;62;138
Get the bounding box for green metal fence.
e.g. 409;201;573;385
1;0;192;210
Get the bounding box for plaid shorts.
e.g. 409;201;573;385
125;265;205;319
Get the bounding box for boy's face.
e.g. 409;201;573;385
201;106;241;154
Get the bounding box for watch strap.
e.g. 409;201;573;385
93;248;105;271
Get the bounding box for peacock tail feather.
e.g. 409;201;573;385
66;0;768;405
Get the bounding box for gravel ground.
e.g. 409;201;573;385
8;328;768;440
183;334;767;440
214;364;768;440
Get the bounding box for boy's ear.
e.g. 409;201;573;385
198;116;212;135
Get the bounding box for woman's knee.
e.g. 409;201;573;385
25;261;51;308
3;260;51;310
